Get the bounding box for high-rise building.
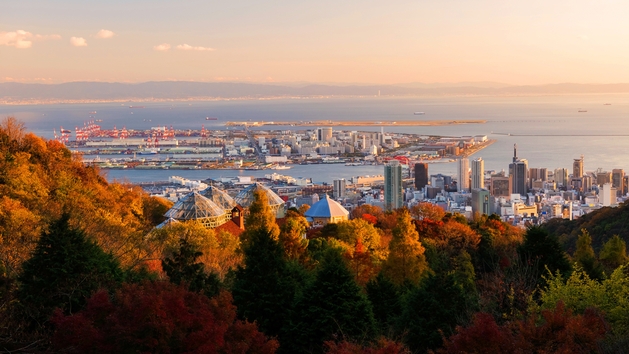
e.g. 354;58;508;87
573;156;584;178
509;144;528;196
471;158;484;189
613;169;626;196
597;171;612;186
471;188;491;216
490;174;510;197
582;175;593;192
554;168;569;187
414;163;429;190
600;183;617;207
333;178;346;199
384;160;403;211
458;158;470;192
317;127;333;142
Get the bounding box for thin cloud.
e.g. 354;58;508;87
70;37;87;47
96;29;115;39
176;44;214;51
154;43;171;51
0;30;61;49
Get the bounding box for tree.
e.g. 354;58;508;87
325;338;410;354
232;227;306;341
398;273;468;353
51;282;279;353
537;265;629;335
279;213;309;261
439;303;608;354
381;210;428;286
410;202;445;221
335;218;387;262
600;235;628;272
517;225;571;284
17;214;123;326
162;238;221;297
286;250;377;353
573;228;603;280
366;273;402;335
241;189;280;245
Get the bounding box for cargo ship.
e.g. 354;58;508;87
129;106;145;109
206;117;218;120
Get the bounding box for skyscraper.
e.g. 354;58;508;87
554;168;569;187
458;158;470;192
317;127;333;142
414;163;428;190
471;157;484;189
384;160;403;211
333;178;346;199
471;188;491;216
573;156;584;178
509;144;528;196
612;169;625;196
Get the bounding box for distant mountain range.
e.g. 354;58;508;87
2;81;629;102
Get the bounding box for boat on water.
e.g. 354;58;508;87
89;111;97;114
129;106;145;109
414;112;425;115
206;117;218;120
138;149;159;155
271;165;291;170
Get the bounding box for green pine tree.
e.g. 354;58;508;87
286;249;377;353
574;229;603;280
398;273;468;353
18;214;122;326
600;235;629;272
366;272;402;336
162;238;221;297
517;225;572;284
232;227;307;341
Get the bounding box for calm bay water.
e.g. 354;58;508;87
2;94;628;183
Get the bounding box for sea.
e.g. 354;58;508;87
2;94;628;184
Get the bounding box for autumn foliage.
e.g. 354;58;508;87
440;302;608;353
52;282;278;353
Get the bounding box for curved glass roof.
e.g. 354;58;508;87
234;182;285;208
199;186;237;211
304;195;349;218
165;191;226;220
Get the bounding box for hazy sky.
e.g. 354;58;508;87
2;0;629;85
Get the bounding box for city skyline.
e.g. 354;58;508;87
3;0;629;84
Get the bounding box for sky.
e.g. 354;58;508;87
2;0;629;85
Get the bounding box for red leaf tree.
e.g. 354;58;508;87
52;281;278;354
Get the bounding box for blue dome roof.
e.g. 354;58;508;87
304;195;349;218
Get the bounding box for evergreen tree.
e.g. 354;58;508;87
574;229;603;280
381;209;428;286
517;225;571;284
286;249;377;353
17;214;122;326
232;227;306;341
600;235;628;272
162;238;221;297
366;272;402;336
398;273;468;353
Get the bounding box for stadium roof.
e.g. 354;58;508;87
199;186;237;211
304;195;349;218
164;191;226;220
234;182;284;208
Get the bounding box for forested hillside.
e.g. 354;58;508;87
544;201;629;254
1;117;629;353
